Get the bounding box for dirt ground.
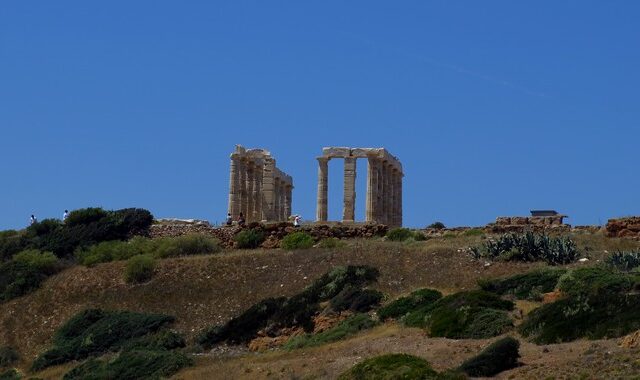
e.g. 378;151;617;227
3;233;640;379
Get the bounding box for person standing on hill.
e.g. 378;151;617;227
30;215;37;225
63;210;69;222
226;213;233;226
238;212;245;227
293;214;301;227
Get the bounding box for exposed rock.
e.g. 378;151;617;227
606;217;640;239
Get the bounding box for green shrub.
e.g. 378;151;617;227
124;255;156;284
404;290;514;339
196;265;380;348
0;347;19;368
65;208;109;227
0;369;19;380
470;232;578;265
25;219;62;238
520;269;640;344
284;314;377;350
606;251;640;271
338;353;464;380
330;286;383;313
0;231;27;262
280;231;315;250
386;228;414;242
154;234;221;258
32;309;174;370
427;222;446;230
378;289;442;320
557;267;640;297
109;208;154;237
196;297;286;347
0;250;62;301
316;238;347;249
478;268;567;301
63;349;193;380
123;330;186;352
234;229;265;249
459;337;520;377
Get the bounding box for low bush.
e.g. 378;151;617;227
196;265;380;348
470;232;578;265
0;347;19;368
606;251;640;272
330;286;383;313
557;267;640;297
234;229;265;249
463;228;484;237
386;228;414;242
123;330;186;352
520;270;640;344
63;349;193;380
478;268;567;301
65;208;109;227
427;222;446;230
338;353;464;380
404;290;514;339
459;337;520;377
0;250;62;302
196;297;286;347
316;238;346;249
280;231;315;250
377;288;442;320
32;309;174;370
0;231;27;262
0;369;19;380
283;314;377;350
124;255;156;284
154;234;221;258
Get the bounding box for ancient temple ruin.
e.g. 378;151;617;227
227;145;293;223
316;147;403;227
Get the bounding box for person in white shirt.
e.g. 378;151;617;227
63;210;69;222
30;215;37;225
293;215;301;227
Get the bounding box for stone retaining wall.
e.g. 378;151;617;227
149;221;389;249
486;216;569;233
606;217;640;239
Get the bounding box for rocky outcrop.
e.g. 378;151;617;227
606;217;640;239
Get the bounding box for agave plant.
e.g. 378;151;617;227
470;232;578;265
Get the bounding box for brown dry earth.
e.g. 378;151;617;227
3;235;640;379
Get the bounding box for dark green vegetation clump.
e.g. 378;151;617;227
605;250;640;271
470;232;578;265
378;289;442;320
196;265;380;348
124;255;156;284
0;346;19;368
76;235;221;266
386;228;425;242
427;222;446;230
0;250;62;301
478;268;567;301
338;353;465;380
520;267;640;344
0;369;20;380
32;309;174;370
62;349;193;380
330;286;383;313
404;290;514;339
458;337;520;377
284;314;377;350
280;231;315;250
234;229;265;249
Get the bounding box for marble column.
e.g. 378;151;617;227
343;157;357;222
239;159;248;219
246;164;255;222
228;156;241;218
365;158;377;223
274;178;281;221
285;185;292;220
376;163;383;223
253;165;262;222
396;170;403;227
261;158;275;222
316;157;329;222
383;162;391;225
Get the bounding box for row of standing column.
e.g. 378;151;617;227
316;157;402;227
228;156;293;223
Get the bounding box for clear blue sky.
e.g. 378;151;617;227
1;1;639;230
